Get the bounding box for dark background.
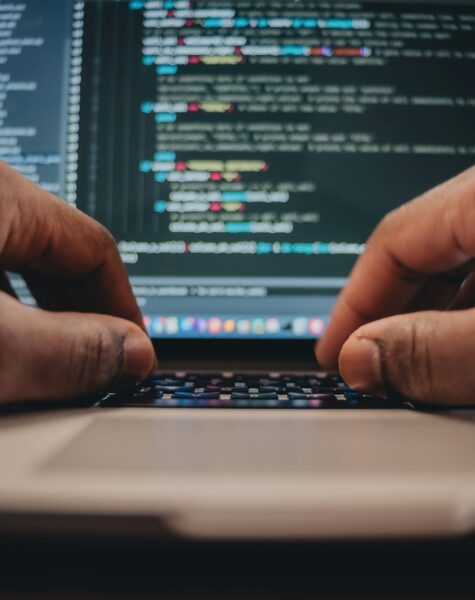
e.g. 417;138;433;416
1;532;475;598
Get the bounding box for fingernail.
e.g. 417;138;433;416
339;336;383;393
121;330;155;381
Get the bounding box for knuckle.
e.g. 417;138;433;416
383;318;435;402
95;222;116;250
378;208;398;231
379;205;402;230
82;218;118;261
369;206;404;249
97;224;122;264
69;324;121;393
377;203;410;239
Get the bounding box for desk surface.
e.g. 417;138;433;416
1;534;475;599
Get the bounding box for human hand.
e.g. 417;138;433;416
317;165;475;405
0;162;156;404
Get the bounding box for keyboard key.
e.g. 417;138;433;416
287;392;307;400
231;392;278;400
155;385;194;393
307;393;336;400
173;392;220;400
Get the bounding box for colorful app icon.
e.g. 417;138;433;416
223;319;236;333
180;316;195;333
195;317;208;334
292;317;308;336
280;319;292;332
265;318;281;334
208;317;222;334
151;316;165;335
143;315;152;333
237;319;251;334
165;316;179;335
308;318;325;336
251;318;266;335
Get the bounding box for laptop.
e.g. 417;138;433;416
1;0;475;541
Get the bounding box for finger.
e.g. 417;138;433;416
317;165;475;368
20;267;75;312
0;162;143;329
449;272;475;311
406;262;475;313
0;292;156;404
405;272;465;313
338;309;475;405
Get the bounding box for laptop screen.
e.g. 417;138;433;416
5;0;475;339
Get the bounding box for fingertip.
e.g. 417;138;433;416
315;337;339;370
121;327;157;382
339;334;383;394
316;297;367;371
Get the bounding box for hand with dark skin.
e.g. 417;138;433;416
0;161;156;404
317;165;475;405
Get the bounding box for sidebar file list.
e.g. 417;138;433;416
0;0;72;195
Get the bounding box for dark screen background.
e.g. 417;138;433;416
75;1;475;279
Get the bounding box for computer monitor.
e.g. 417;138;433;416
4;0;475;340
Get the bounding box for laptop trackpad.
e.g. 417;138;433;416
44;412;475;474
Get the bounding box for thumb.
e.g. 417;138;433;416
338;309;475;405
0;293;156;403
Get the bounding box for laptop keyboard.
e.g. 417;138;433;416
97;372;402;409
